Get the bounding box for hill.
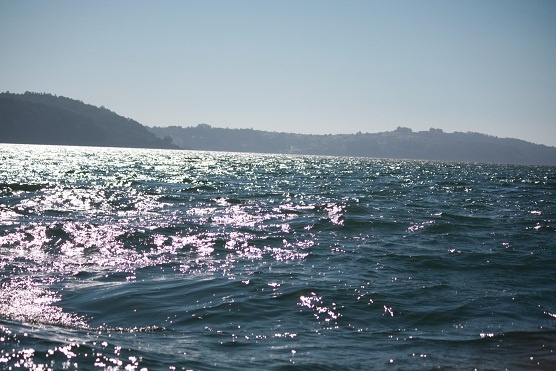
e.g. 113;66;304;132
0;92;178;149
1;91;554;165
150;124;556;165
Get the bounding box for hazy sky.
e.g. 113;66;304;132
1;0;555;146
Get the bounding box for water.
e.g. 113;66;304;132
1;143;555;370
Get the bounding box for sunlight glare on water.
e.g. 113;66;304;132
0;144;555;370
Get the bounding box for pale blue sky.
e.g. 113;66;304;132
1;0;555;146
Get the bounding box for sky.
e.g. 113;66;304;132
1;0;556;147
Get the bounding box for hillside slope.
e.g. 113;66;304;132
0;92;178;149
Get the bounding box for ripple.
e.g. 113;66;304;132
1;144;555;369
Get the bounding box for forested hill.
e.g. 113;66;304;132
1;92;555;165
0;92;178;149
150;124;556;166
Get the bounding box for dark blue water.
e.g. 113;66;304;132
1;143;555;370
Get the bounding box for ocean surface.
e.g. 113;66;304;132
0;143;555;370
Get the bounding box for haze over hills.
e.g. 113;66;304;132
151;125;556;166
1;92;555;165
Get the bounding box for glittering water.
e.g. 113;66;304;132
1;143;555;370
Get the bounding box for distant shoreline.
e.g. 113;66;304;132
1;91;555;166
149;124;556;166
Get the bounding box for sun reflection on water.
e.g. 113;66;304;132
0;145;555;369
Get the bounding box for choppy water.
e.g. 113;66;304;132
0;143;555;370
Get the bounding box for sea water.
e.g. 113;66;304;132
0;143;555;370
